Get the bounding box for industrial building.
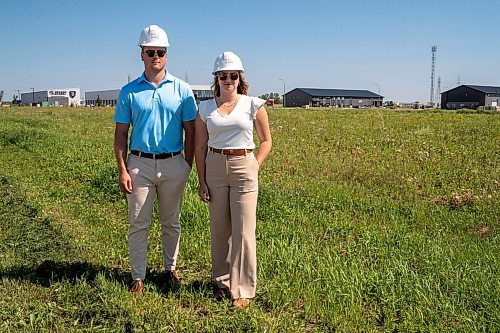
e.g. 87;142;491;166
440;85;500;109
21;88;81;106
190;85;213;103
85;85;213;106
283;88;383;108
85;89;120;107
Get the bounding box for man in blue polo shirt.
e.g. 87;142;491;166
113;24;197;294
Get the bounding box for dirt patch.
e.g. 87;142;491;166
476;225;491;237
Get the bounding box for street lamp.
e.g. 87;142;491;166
279;78;285;107
372;82;381;107
30;88;35;106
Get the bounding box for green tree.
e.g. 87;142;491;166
96;95;102;107
259;92;282;104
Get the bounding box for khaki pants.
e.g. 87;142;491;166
206;151;260;300
126;154;191;280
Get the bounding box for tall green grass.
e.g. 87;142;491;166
0;107;498;332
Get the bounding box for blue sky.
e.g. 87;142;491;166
1;0;499;103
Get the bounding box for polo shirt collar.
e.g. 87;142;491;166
138;70;174;85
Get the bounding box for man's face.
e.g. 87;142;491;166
141;47;167;71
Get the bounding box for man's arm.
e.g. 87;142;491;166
194;113;210;202
183;120;195;168
114;122;132;194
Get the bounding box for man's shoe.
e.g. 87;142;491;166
165;270;181;290
213;286;230;301
232;298;251;308
130;279;144;295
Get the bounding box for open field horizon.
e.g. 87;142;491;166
0;106;498;332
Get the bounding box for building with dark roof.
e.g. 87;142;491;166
441;85;500;109
283;88;383;108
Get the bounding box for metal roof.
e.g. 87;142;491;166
190;84;212;91
289;88;383;98
463;85;500;94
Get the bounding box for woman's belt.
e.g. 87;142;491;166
209;147;253;156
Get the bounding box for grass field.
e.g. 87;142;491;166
0;106;498;332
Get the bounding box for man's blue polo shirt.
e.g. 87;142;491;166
114;71;197;154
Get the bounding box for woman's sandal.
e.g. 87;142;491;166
232;298;251;308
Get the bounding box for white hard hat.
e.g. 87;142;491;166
138;25;169;48
212;51;244;74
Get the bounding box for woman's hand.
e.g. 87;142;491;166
198;182;210;203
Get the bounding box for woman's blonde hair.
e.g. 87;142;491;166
211;71;249;97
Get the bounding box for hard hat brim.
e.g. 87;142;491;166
138;42;170;47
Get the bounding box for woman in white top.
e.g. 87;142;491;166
195;52;272;308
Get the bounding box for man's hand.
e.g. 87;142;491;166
119;171;133;194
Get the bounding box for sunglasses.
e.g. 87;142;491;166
217;72;239;81
144;50;166;58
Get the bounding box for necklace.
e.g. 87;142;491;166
217;96;239;108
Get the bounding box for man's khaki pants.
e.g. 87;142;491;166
206;151;260;300
126;153;191;280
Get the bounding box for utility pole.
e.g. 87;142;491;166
31;88;35;106
436;76;441;108
279;78;285;107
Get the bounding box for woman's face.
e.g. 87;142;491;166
216;71;239;94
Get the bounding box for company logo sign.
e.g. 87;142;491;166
48;90;78;99
49;90;67;96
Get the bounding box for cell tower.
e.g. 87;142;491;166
430;45;437;106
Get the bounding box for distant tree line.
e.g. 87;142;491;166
259;92;282;104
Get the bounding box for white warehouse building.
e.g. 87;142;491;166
21;88;81;106
85;85;213;107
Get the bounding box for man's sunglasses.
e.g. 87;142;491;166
217;72;239;81
144;50;166;58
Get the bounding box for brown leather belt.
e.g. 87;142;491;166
209;147;253;156
130;150;182;159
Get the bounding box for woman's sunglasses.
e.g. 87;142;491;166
217;72;239;81
144;50;166;58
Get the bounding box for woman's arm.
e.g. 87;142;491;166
254;106;272;166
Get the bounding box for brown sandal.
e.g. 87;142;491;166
232;298;251;308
